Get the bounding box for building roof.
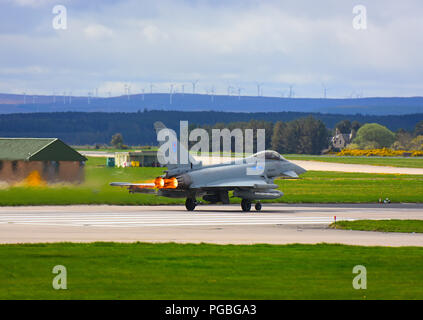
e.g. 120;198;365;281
0;138;87;161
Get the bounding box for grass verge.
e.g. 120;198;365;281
284;155;423;168
0;157;422;205
330;220;423;233
1;242;423;299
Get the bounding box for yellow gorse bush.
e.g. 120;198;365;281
338;148;423;157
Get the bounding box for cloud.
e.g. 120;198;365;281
83;24;114;39
7;0;59;7
0;65;48;75
139;24;168;42
0;0;422;97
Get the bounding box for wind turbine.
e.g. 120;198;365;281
322;83;329;99
237;87;243;100
169;84;174;105
288;85;294;98
87;92;91;104
256;83;263;97
124;84;131;100
150;83;155;94
192;80;199;94
227;86;234;96
210;86;215;103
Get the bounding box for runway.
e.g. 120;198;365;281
1;204;423;246
0;209;340;227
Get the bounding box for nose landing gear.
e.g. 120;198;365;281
255;202;262;211
241;199;262;212
241;199;252;212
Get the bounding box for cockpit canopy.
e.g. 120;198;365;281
253;150;286;161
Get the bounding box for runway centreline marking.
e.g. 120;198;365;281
0;220;340;227
0;211;345;227
0;216;334;221
0;213;335;218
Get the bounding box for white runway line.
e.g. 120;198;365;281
0;212;348;227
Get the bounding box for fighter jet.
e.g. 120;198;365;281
110;123;306;211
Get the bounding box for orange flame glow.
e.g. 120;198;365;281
163;177;178;189
133;177;179;190
24;171;46;187
155;177;165;188
154;177;178;189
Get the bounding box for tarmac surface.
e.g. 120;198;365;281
1;204;423;246
291;160;423;175
197;156;423;175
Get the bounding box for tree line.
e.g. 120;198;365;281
188;118;423;154
0;111;422;150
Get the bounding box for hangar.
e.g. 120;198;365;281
114;150;159;168
0;138;87;184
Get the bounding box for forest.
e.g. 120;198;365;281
0;110;422;146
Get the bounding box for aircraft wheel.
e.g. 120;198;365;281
241;199;252;212
185;198;196;211
255;202;262;211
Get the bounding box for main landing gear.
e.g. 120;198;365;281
185;198;197;211
241;199;262;212
185;198;262;212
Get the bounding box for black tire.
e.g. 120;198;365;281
255;202;262;211
185;198;196;211
241;199;252;212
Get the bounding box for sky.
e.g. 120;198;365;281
0;0;422;98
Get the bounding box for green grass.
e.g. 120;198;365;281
1;242;423;299
284;155;423;168
330;220;423;233
0;157;422;205
273;171;423;203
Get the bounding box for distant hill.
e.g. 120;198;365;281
0;111;421;145
0;93;423;115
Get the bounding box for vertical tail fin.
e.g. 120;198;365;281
154;121;201;173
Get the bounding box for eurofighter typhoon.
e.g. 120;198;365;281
111;122;306;211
